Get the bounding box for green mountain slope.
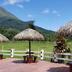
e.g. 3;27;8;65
0;7;56;41
0;7;17;19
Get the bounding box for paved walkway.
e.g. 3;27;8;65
0;58;69;72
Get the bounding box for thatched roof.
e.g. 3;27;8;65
14;28;44;40
0;34;9;42
58;21;72;37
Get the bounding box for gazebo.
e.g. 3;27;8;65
0;34;9;42
58;23;72;37
14;28;44;63
0;34;9;59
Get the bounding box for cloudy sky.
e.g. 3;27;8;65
0;0;72;31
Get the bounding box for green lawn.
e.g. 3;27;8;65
0;41;54;58
0;41;72;60
0;41;72;52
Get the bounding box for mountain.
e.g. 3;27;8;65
0;7;56;40
0;7;29;30
0;7;17;19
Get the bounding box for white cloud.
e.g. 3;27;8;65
1;0;31;8
17;4;24;8
27;14;34;20
24;0;31;2
27;14;33;18
52;10;61;17
7;0;17;4
42;8;50;14
57;14;61;17
41;8;61;17
5;0;24;4
52;10;58;14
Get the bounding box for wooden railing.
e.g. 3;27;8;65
0;49;72;62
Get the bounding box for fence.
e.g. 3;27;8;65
0;49;72;62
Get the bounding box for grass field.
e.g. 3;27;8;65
0;41;72;52
0;41;71;60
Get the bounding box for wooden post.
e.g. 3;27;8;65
11;49;14;58
40;49;44;60
29;40;31;56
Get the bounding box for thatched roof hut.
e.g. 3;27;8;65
14;28;44;56
0;34;9;42
14;28;44;40
58;21;72;37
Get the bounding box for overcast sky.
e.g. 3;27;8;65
0;0;72;31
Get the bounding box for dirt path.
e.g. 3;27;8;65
0;58;69;72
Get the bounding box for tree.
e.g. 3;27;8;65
27;21;36;30
52;33;71;63
0;27;19;40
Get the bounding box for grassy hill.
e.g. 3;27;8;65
0;7;56;41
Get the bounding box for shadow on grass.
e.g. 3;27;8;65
47;67;69;72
